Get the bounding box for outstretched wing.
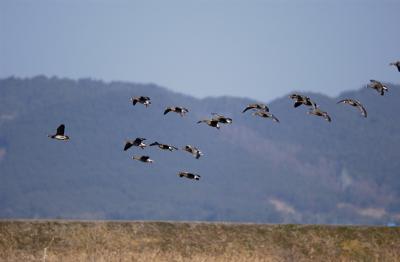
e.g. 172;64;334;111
336;99;348;104
357;103;367;118
242;105;255;113
164;108;172;115
271;114;280;123
56;124;65;136
124;142;133;151
324;113;332;122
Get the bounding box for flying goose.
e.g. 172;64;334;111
242;103;269;113
211;113;233;124
164;106;189;116
178;171;201;181
131;96;151;107
132;155;154;163
368;80;388;96
197;119;220;129
337;99;367;118
253;111;280;123
390;61;400;72
124;138;147;151
48;124;70;141
289;94;317;108
307;107;331;122
182;145;203;159
149;142;178;151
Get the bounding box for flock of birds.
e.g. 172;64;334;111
48;60;400;181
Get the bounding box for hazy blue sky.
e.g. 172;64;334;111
1;0;399;102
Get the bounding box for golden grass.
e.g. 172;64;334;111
0;220;399;261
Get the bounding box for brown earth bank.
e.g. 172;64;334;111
0;220;399;262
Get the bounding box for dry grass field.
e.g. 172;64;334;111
0;220;399;261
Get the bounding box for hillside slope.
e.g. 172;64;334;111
0;220;399;261
0;76;399;224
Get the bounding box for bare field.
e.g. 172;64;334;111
0;220;399;261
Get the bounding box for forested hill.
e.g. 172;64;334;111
0;76;399;225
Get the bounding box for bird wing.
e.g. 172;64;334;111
124;142;133;151
149;142;158;146
357;103;367;117
294;101;302;108
337;99;348;104
56;124;65;136
271;114;280;123
164;108;172;115
324;113;332;122
242;105;255;113
141;156;150;161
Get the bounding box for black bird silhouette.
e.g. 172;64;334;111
337;99;367;118
48;124;70;141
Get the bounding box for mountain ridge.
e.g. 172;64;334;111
0;76;399;225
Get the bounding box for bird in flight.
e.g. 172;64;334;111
132;155;154;163
289;94;317;108
368;80;388;96
178;171;201;180
182;145;203;159
124;138;147;151
197;119;220;129
48;124;70;141
307;107;332;122
242;103;269;113
131;96;151;107
337;99;367;118
149;142;178;151
164;106;189;117
211;113;233;124
253;111;280;123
